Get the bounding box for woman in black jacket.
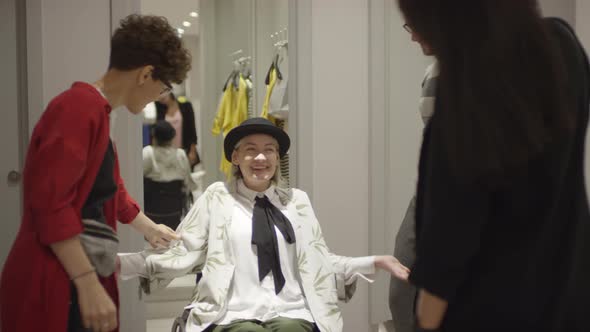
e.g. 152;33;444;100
155;92;200;167
397;1;590;331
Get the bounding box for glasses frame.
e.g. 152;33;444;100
159;81;173;97
150;69;173;97
403;23;412;34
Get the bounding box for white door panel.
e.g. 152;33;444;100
0;0;24;269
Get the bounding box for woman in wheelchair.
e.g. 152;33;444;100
143;120;198;230
120;118;410;332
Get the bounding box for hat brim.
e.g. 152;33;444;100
224;124;290;161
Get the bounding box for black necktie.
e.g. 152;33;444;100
252;195;296;294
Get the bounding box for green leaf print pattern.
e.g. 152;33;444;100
309;224;329;254
317;321;332;332
297;249;308;275
191;311;203;325
313;267;332;293
325;301;342;320
205;251;224;273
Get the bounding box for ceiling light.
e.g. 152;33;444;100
183;21;191;27
190;12;199;18
177;28;185;34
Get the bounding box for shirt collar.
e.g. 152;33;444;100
237;179;277;202
71;81;112;114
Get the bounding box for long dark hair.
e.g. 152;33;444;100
398;0;573;182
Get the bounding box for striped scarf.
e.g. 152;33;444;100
418;61;439;125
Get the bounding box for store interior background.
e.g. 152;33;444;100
0;0;587;331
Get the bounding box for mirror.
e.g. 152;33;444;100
138;1;290;330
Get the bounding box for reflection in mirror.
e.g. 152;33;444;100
141;0;204;234
138;1;290;331
201;0;290;188
139;1;204;330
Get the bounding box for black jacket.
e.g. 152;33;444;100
410;18;590;332
155;98;198;159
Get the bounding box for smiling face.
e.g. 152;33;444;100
231;133;280;192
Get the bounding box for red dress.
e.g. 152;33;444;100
0;82;140;331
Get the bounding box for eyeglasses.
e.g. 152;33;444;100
403;23;413;34
160;82;172;94
159;81;173;97
150;69;173;97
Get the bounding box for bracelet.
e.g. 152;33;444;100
415;325;441;332
71;268;96;281
415;328;441;332
415;319;441;332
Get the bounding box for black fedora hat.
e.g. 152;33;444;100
224;117;290;161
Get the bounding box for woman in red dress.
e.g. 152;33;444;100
0;14;191;332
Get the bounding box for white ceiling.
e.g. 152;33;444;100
141;0;200;36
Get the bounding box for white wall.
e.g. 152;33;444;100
575;1;590;43
198;0;219;187
539;0;576;24
298;1;372;331
0;0;25;271
576;1;590;216
28;0;111;131
110;2;147;331
184;34;202;101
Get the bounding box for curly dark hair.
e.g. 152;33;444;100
109;14;191;85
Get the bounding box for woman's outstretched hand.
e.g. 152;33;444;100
375;255;410;281
145;223;179;248
130;212;181;248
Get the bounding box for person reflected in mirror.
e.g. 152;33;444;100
119;117;410;332
155;92;200;168
143;120;198;230
0;14;191;332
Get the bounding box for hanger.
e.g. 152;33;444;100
272;42;287;81
269;30;288;81
238;56;252;80
223;50;250;91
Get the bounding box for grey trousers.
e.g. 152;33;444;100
389;196;417;332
